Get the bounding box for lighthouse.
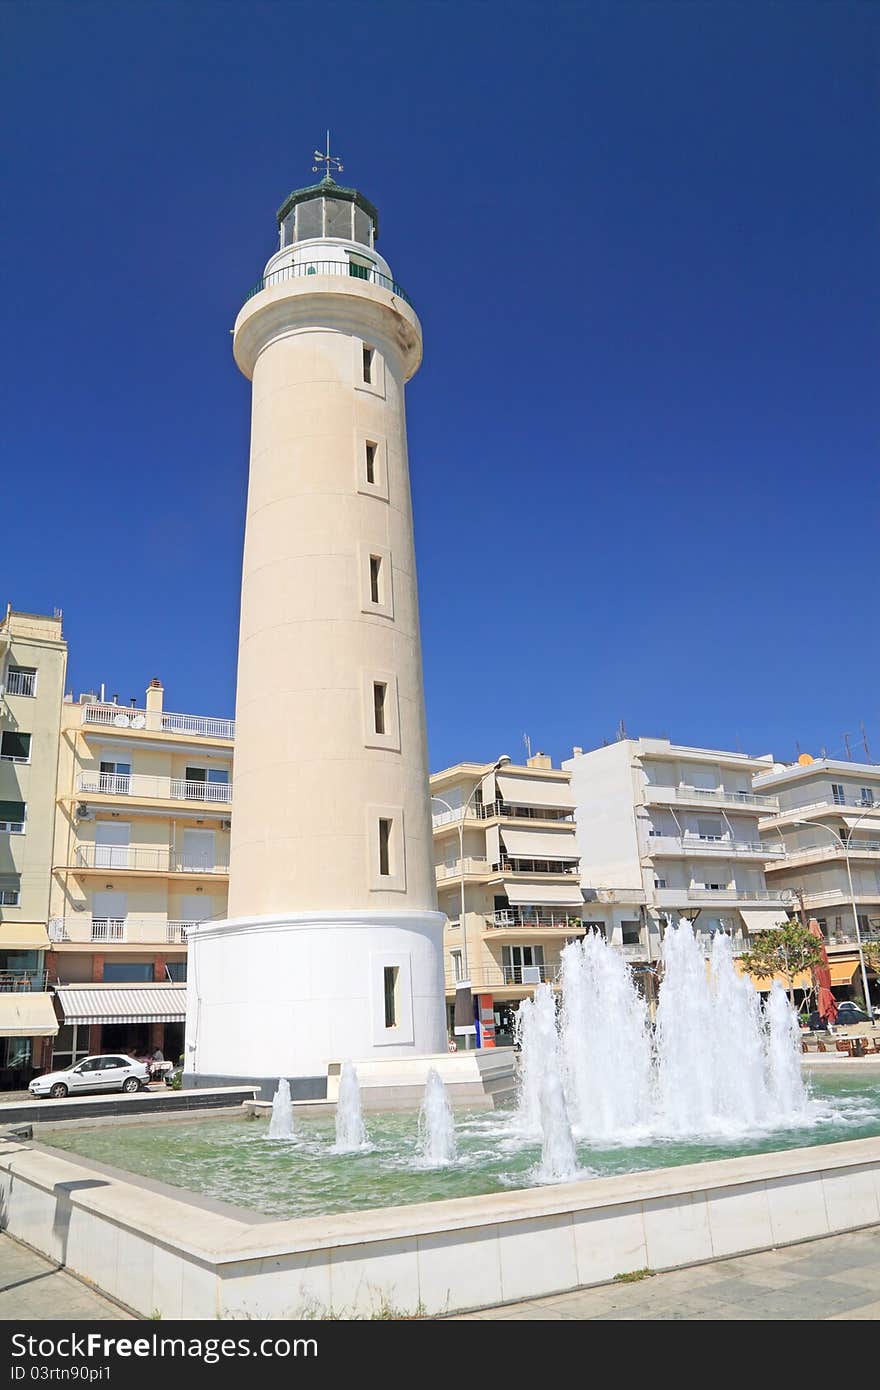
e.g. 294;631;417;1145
185;144;447;1091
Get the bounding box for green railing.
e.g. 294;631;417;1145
243;260;413;307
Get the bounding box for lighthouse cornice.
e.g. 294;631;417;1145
233;276;422;382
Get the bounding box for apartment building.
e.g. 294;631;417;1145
48;679;234;1067
756;756;880;1006
0;608;67;1087
564;738;790;963
431;755;583;1043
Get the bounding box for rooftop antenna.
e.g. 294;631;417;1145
861;721;872;763
523;732;532;760
312;130;343;180
616;719;627;742
843;732;853;761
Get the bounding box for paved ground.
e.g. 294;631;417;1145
0;1235;133;1320
454;1226;880;1320
2;1225;879;1320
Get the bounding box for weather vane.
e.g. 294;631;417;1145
312;130;343;179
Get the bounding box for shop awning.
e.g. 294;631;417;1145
0;923;51;949
502;880;584;907
829;959;858;987
500;827;579;860
0;993;58;1038
496;774;575;811
737;963;813;993
740;908;788;934
55;985;187;1026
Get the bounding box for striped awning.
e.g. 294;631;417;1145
55;985;187;1025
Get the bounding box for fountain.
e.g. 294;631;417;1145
766;980;809;1117
517;983;579;1181
332;1060;368;1153
267;1077;295;1140
417;1068;457;1166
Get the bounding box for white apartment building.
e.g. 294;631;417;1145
564;738;790;960
0;608;67;1088
431;755;582;1042
756;757;880;1002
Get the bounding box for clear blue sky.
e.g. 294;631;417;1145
3;1;877;771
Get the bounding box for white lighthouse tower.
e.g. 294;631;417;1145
185;145;447;1092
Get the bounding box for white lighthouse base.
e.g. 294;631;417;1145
184;909;448;1095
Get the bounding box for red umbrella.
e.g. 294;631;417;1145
808;918;838;1023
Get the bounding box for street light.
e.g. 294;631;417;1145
775;815;876;1017
431;754;511;1047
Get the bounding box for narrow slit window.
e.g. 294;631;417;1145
369;554;382;605
383;965;399;1028
373;681;387;735
378;817;392;876
362;345;374;383
365;441;377;484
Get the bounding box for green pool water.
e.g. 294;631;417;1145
42;1076;880;1220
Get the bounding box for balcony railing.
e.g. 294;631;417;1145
765;841;880;869
0;969;48;991
489;909;585;930
435;858;489;880
5;669;36;697
646;785;779;811
81;704;234;740
644;836;784;859
49;916;197;945
244;260;413;307
76;771;231;804
686;887;791;903
73;846;229;875
444;964;557;990
432;800;574;828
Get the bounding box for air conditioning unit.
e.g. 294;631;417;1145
76;804;93;820
221;819;232;831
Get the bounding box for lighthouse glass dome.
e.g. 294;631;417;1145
277;178;378;250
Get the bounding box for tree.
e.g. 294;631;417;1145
740;920;826;1006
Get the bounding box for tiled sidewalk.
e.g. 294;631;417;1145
0;1234;133;1320
454;1226;880;1320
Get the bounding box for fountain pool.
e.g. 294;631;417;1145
41;1073;880;1220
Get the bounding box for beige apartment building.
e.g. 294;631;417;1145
0;608;67;1087
47;680;234;1068
756;756;880;1007
430;755;583;1043
564;738;791;964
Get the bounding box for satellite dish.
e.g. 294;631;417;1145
130;714;146;729
797;753;814;766
113;713;130;727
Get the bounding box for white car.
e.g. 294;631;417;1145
29;1054;150;1100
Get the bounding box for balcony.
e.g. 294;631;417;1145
488;909;584;931
432;800;574;829
0;969;48;991
76;771;231;805
244;259;413;308
48;916;197;945
435;857;489;881
685;887;792;904
81;704;234;741
72;846;229;876
797;888;880;909
643;836;785;860
444;963;557;991
762;794;880;826
764;841;880;871
645;785;779;813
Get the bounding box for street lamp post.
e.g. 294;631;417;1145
776;816;875;1017
431;755;511;1048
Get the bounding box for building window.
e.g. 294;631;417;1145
621;921;641;945
373;681;387;735
165;961;187;982
450;949;463;982
832;783;846;805
369;554;382;605
99;759;131;793
184;766;230;800
349;256;372;281
378;817;392;876
704;882;724;891
654;878;667;889
859;788;875;807
0;731;31;763
383;965;399;1027
0;882;20;906
365;441;377;485
362;346;374;384
5;667;36;698
0;801;26;834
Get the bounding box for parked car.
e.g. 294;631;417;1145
29;1054;149;1100
834;1002;872;1026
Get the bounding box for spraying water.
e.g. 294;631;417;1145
267;1077;295;1140
518;984;579;1182
766;981;809;1118
418;1068;457;1166
333;1060;368;1152
560;933;653;1138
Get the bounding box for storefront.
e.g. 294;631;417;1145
0;924;57;1087
52;984;187;1068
